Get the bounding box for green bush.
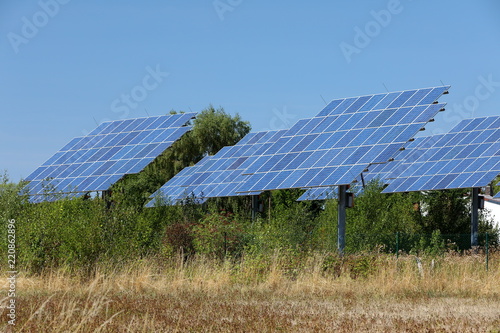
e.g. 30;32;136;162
192;210;245;259
15;197;107;273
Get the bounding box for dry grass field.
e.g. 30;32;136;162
2;252;500;332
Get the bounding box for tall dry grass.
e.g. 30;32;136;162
2;251;500;332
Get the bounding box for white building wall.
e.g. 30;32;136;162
484;201;500;230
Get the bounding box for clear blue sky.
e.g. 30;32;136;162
2;0;500;182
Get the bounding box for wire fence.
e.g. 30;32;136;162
343;232;497;270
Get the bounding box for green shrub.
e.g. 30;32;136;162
192;210;245;259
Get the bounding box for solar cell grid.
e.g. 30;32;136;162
297;186;337;201
236;87;449;194
24;113;195;200
146;130;288;205
382;115;500;193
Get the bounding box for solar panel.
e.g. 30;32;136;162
146;130;287;206
296;156;403;201
236;87;449;194
145;156;213;206
382;116;500;193
24;113;195;202
352;136;431;185
296;186;338;201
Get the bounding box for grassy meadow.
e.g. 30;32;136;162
2;251;500;332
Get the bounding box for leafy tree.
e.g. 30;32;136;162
414;189;470;235
344;181;421;252
190;105;251;156
403;189;499;249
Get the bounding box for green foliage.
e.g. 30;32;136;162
312;180;421;253
413;230;446;256
416;190;470;235
310;197;338;252
261;190;317;250
478;209;500;248
15;197;107;273
205;196;254;222
491;175;500;196
411;189;499;250
191;210;245;259
163;222;196;257
0;172;26;221
321;253;379;279
3;168;499;274
191;105;251;156
348;254;378;279
346;181;421;252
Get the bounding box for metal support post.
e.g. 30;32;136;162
471;187;479;248
251;195;259;221
338;185;347;255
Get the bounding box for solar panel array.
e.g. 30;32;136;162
24;113;195;203
146;130;287;206
382;116;500;194
300;123;500;201
235;87;449;194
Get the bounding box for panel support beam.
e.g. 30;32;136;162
338;185;347;255
471;187;479;248
251;195;259;221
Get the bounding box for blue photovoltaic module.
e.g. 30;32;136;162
382;116;500;194
296;187;338;201
24;113;195;203
299;121;500;199
145;155;213;207
295;139;420;201
236;87;449;194
146;130;287;206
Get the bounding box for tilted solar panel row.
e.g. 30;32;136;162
236;87;449;194
24;113;196;202
382;116;500;193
